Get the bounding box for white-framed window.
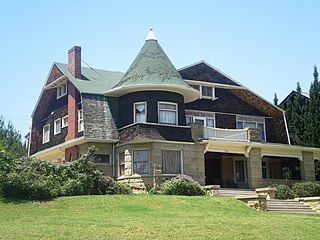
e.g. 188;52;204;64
162;150;182;174
201;86;213;97
262;161;273;179
62;115;68;128
133;150;149;174
185;116;215;127
236;115;266;142
134;102;147;123
78;109;84;132
94;154;111;164
42;124;50;144
54;118;61;135
57;83;67;99
158;102;177;125
119;152;125;176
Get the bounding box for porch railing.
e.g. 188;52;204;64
203;126;249;142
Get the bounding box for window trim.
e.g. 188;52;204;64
158;102;178;126
56;83;68;99
161;149;183;175
78;109;84;132
132;149;149;175
186;115;215;127
133;102;147;123
42;124;50;144
62;115;68;128
233;158;247;183
118;152;125;177
54;118;61;135
236;115;266;142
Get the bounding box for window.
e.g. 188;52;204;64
78;109;84;132
42;124;50;143
201;86;213;98
62;116;68;128
236;116;266;142
119;153;125;176
94;154;111;164
262;161;272;179
206;118;215;127
159;102;177;125
194;117;206;125
235;160;245;182
134;102;146;123
54;119;61;135
162;150;182;174
57;83;67;99
133;150;149;174
186;116;192;126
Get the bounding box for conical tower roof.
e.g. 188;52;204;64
106;29;199;103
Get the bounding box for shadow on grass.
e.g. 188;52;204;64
0;197;54;204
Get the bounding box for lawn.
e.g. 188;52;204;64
0;195;319;240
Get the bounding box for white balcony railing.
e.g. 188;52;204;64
203;126;249;142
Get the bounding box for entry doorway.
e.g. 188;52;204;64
205;153;222;185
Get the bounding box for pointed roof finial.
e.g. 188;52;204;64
146;27;157;41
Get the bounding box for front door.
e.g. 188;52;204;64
205;156;222;185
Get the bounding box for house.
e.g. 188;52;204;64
279;90;310;108
29;29;320;191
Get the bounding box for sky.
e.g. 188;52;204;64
1;0;320;138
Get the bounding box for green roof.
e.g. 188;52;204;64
54;62;124;95
112;39;191;89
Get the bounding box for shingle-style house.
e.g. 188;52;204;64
29;30;320;190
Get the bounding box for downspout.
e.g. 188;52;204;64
112;142;115;178
283;112;291;145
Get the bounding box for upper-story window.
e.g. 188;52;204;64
236;115;266;142
158;102;177;125
201;86;213;98
57;83;67;99
190;84;200;91
186;115;215;127
54;118;61;135
62;115;68;128
78;109;84;132
42;124;50;144
134;102;147;123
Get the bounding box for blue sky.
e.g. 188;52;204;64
1;0;320;137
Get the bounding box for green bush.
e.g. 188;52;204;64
159;175;206;196
292;181;320;197
0;146;131;200
275;184;295;199
149;186;160;194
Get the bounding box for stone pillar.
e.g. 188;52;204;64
248;128;261;142
301;151;315;181
247;148;262;188
190;123;203;142
124;150;132;176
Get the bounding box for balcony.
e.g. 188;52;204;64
191;124;261;143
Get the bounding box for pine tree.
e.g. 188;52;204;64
306;66;320;147
273;93;278;106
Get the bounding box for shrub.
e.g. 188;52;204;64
292;181;320;197
159;175;206;196
275;184;295;199
149;186;160;195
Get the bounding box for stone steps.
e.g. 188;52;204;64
267;199;319;214
219;188;257;198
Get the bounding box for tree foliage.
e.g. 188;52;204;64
0;115;25;157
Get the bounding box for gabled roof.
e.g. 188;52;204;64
279;90;310;106
106;30;199;103
54;62;124;95
179;61;241;86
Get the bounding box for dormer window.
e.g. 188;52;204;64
57;83;67;99
134;102;147;123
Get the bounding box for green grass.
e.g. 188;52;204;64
0;195;319;240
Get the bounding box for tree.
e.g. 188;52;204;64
0;115;25;157
273;93;278;106
305;66;320;147
282;83;308;146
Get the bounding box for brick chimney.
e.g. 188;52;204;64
68;46;81;79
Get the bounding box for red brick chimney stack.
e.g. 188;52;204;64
68;46;81;79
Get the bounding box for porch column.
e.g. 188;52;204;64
124;150;132;176
301;151;315;181
247;148;262;188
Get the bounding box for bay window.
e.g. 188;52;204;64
133;150;149;174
